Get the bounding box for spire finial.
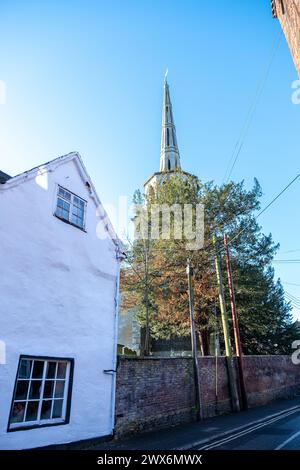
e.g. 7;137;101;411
164;68;168;84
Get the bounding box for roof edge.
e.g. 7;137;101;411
0;152;123;253
0;171;12;184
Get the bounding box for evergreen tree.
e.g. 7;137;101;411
121;173;297;355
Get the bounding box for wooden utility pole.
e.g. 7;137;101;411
143;249;151;356
214;303;220;414
187;260;204;421
213;235;240;412
224;233;248;410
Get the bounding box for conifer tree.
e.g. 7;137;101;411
121;173;297;355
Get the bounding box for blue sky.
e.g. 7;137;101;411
0;0;299;319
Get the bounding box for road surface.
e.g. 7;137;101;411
88;398;300;451
198;406;300;450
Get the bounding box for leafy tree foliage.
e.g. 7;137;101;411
121;172;297;355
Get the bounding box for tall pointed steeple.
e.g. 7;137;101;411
160;78;181;172
144;76;194;194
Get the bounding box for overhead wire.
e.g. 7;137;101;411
223;28;283;183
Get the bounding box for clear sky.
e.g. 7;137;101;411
0;0;299;319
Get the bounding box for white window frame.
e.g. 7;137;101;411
55;185;87;230
8;357;72;431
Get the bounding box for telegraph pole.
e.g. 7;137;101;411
213;235;240;412
143;249;151;356
224;233;248;410
187;259;204;421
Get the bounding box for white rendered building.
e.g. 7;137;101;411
0;152;123;449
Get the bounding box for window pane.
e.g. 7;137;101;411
25;401;39;422
41;400;52;420
19;359;32;379
54;381;65;398
57;197;64;208
32;361;44;378
52;400;63;419
71;215;84;228
29;380;42;399
73;206;84;218
73;196;85;208
57;198;70;212
58;188;71;201
56;199;70;221
9;357;71;429
56;207;63;218
72;206;81;217
71;215;78;226
72;196;85;228
15;380;29;400
46;362;56;379
11;402;26;423
63;200;70;210
57;188;85;229
43;380;54;398
57;362;67;379
62;209;69;220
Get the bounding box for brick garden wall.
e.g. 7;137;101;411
243;356;300;407
115;355;300;437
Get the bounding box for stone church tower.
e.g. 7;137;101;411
118;79;195;356
271;0;300;77
144;79;194;194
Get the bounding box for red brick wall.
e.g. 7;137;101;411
115;356;300;437
243;356;300;407
273;0;300;77
115;357;195;436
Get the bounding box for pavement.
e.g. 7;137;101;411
87;397;300;450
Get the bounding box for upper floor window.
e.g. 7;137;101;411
55;186;86;230
8;356;73;431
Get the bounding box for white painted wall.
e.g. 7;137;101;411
0;156;120;449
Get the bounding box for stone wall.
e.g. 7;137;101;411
273;0;300;77
115;355;300;437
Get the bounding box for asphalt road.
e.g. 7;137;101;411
198;407;300;450
89;398;300;451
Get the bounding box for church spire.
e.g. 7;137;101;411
160;78;181;172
